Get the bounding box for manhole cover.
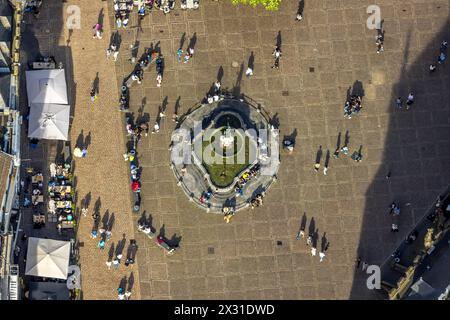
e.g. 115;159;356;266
309;67;315;72
282;91;289;96
208;247;215;254
277;241;283;246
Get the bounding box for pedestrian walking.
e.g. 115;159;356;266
310;247;317;256
177;48;183;62
112;259;119;269
156;73;162;87
113;50;119;62
152;122;160;133
271;46;281;69
395;97;402;109
340;146;349;155
159;111;166;118
81;148;88;158
306;235;312;246
90;230;98;239
429;64;437;73
296;230;305;240
116;254;123;261
391;223;399;232
376;34;384;53
323;165;328;175
125;291;132;300
406;92;414;110
440;40;448;52
106;48;112;59
98;239;106;249
106;231;112;241
172;113;179;123
362;261;369;271
90;88;97;102
386;171;391;179
314;163;320;172
93;23;103;39
355;257;362;270
438;52;446;64
245;67;253;77
296;13;303;21
81;208;88;217
333;148;340;159
106;261;112;269
319;251;325;262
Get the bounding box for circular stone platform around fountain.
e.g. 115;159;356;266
170;95;281;214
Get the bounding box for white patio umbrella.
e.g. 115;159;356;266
25;237;71;280
25;69;68;105
28;103;70;141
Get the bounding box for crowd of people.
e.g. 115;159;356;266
344;95;363;119
113;0;132;28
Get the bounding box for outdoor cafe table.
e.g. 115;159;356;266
56;201;72;209
48;185;71;193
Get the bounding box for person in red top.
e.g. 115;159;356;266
131;181;140;192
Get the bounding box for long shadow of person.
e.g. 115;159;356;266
107;213;115;232
324;150;330;168
300;212;307;231
159;224;166;238
128;272;135;293
298;0;305;15
179;32;186;50
308;217;315;237
232;63;244;97
188;32;197;50
108;242;115;262
84;131;91;149
315;146;323;165
321;232;328;252
217;66;224;82
101;210;110;230
97;8;104;26
248;51;255;70
276;30;282;49
75;130;84;149
93;72;100;95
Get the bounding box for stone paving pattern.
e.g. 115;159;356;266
109;0;450;299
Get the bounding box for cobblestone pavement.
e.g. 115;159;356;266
65;1;142;300
108;0;450;299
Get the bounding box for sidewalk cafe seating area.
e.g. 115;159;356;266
47;162;76;232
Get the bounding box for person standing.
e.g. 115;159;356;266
93;23;103;39
319;251;325;262
177;48;183;62
406;92;414;110
395;97;402;109
271;46;282;69
391;223;399;232
245;67;253;77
